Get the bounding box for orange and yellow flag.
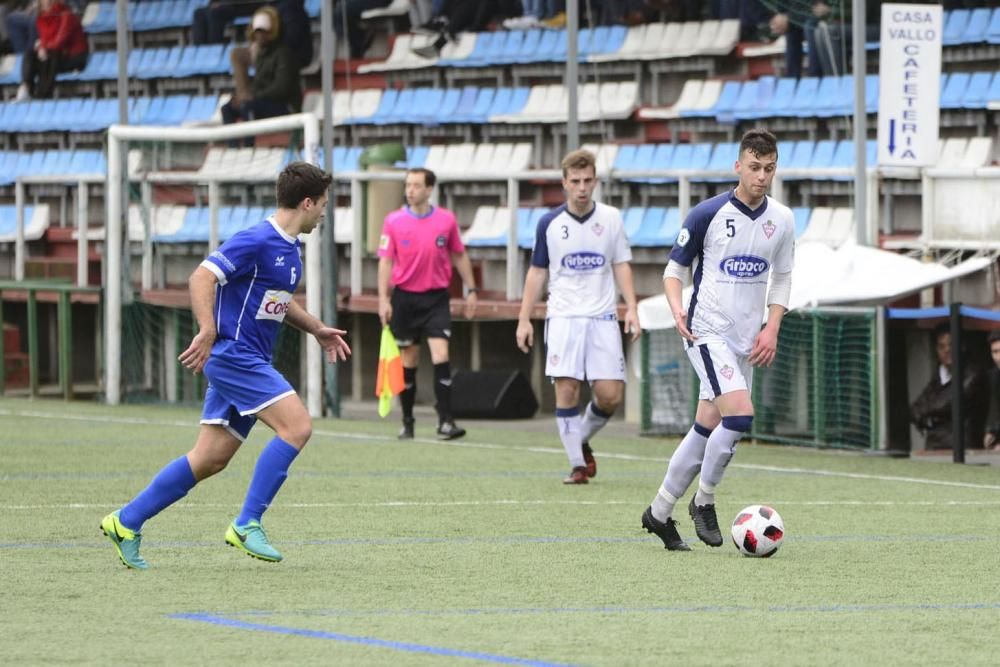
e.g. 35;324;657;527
376;325;404;417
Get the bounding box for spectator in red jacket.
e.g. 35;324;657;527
16;0;87;100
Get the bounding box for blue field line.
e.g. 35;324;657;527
3;533;996;551
170;612;579;667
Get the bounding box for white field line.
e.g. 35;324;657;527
6;499;1000;511
3;408;1000;492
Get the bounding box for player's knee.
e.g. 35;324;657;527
279;420;312;448
721;415;753;433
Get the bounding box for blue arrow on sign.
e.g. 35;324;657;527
888;119;896;155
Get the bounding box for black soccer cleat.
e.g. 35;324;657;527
688;496;724;547
436;420;466;440
398;418;415;440
641;506;691;551
582;441;596;478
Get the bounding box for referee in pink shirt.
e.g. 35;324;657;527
377;168;479;440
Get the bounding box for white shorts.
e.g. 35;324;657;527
544;316;626;382
686;341;753;401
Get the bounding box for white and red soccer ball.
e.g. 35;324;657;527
731;505;785;557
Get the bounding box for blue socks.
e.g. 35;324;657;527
119;456;196;532
236;437;299;526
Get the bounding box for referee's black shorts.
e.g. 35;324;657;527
389;288;451;346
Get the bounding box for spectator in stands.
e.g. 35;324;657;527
2;0;36;54
502;0;562;29
412;0;520;58
230;0;312;99
760;1;880;78
910;323;988;451
333;0;391;59
15;0;86;101
192;0;268;45
221;7;302;133
984;330;1000;450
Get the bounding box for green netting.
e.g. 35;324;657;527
119;301;304;405
641;310;877;449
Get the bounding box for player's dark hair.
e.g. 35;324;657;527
987;329;1000;345
560;149;597;177
739;129;778;161
276;162;332;209
932;322;951;342
406;167;437;188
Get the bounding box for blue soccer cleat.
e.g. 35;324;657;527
100;510;149;570
225;520;283;562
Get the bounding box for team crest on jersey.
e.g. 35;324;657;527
762;220;776;239
591;222;604;236
256;290;293;322
720;365;734;380
274;255;285;267
676;228;690;247
436;235;447;248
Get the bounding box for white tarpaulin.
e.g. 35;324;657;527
638;240;993;330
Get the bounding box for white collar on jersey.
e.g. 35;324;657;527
268;216;297;244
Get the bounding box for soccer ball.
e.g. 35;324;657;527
731;505;784;558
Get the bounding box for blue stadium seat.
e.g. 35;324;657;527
694;142;738;182
448;86;481;123
632;207;667;246
940;72;969;109
185;95;219;123
961;8;990;43
792;207;811;238
722;80;756;123
358;89;398;125
687;143;713;171
381;88;416;124
865;74;879;113
789;77;820;117
814;75;848;117
622;207;645;240
447;31;499;67
943;9;969;46
781;140;815;179
622;144;655;183
704;80;741;121
406;145;429;168
987;71;1000;107
660;207;681;246
591;25;626;59
489;87;530;118
519;207;547;248
989;8;1000;44
408;88;444;125
511;29;542;64
494;30;524;65
809;139;836;171
528;29;560;63
0;54;22;85
962;71;993;109
649;143;676;183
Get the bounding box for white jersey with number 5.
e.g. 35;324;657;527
531;202;632;318
669;190;795;356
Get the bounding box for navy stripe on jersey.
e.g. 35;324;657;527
730;192;769;220
668;192;728;267
698;345;722;397
530;204;567;268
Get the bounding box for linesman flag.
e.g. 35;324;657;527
376;325;404;418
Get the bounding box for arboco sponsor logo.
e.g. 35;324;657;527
561;252;606;271
720;255;769;278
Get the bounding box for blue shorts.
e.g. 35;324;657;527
200;340;295;441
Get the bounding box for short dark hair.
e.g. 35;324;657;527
739;128;778;161
988;329;1000;345
276;162;332;209
406;167;436;188
932;322;951;343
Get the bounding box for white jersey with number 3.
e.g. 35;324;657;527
669;190;795;357
530;202;632;318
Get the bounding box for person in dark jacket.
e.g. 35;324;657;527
983;330;1000;450
222;6;302;132
910;323;988;451
16;0;87;100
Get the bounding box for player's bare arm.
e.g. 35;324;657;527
377;256;393;327
516;266;548;353
178;265;218;373
452;250;479;320
749;304;786;367
663;272;694;342
612;261;641;342
284;300;351;363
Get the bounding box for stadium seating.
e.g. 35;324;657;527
0;204;50;243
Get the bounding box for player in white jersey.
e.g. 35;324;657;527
516;149;641;484
642;129;795;551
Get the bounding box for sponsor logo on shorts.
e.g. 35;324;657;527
676;228;690;247
210;250;236;272
720;255;769;278
256;290;293;322
720;364;734;380
762;220;776;239
561;252;606;271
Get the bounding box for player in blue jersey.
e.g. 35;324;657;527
642;129;795;551
516;149;641;484
100;162;351;569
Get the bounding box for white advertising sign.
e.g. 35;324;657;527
877;4;942;167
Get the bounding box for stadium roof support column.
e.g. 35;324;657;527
566;0;579;152
853;0;867;246
320;0;340;417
